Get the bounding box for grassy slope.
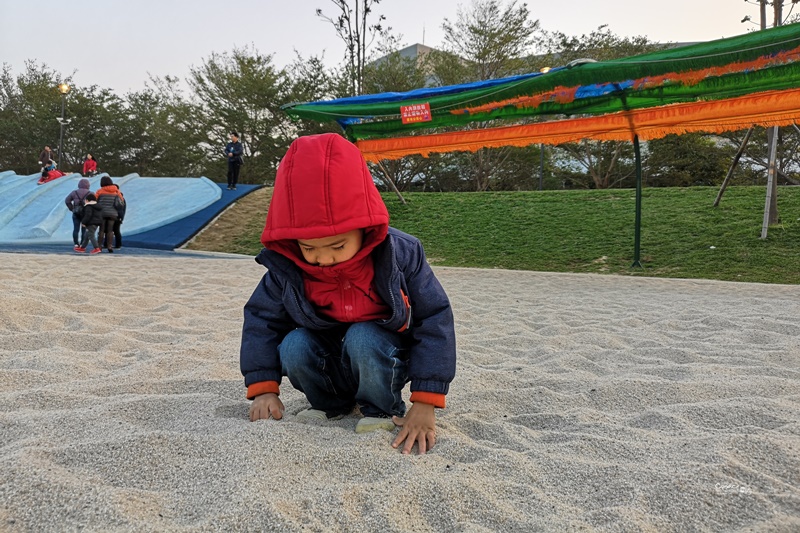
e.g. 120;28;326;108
185;186;800;284
185;187;273;256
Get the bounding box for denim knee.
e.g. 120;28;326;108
343;322;402;363
279;328;323;373
342;322;408;417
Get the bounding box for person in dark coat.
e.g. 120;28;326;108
76;193;104;254
102;183;126;249
38;146;53;169
95;176;124;253
64;178;93;248
225;131;244;190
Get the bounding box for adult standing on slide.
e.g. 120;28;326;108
38;146;54;169
225;131;243;191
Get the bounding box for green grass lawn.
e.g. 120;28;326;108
235;186;800;284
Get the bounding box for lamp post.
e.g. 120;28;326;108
56;83;71;169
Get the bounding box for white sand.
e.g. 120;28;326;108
1;251;799;532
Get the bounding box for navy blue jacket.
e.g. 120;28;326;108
240;227;456;396
225;140;243;163
80;202;104;226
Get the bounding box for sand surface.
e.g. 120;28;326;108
1;251;799;532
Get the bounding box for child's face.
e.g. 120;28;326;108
297;229;363;266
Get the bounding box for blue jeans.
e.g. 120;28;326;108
279;322;408;418
71;213;86;246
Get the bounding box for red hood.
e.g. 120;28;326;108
261;134;389;269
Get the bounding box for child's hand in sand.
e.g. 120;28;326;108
391;402;436;455
249;393;284;421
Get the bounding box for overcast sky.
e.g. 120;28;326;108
0;0;772;95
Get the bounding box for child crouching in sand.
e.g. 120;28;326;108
240;133;456;455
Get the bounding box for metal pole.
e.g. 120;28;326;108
58;94;65;169
539;144;544;190
631;134;643;268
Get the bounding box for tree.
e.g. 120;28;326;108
362;46;429;94
316;0;388;96
718;126;800;186
0;62;71;174
554;140;636;189
540;26;662;189
62;84;128;175
535;25;658;68
361;43;434;195
120;77;207;177
286;53;349;139
425;49;473;87
645;134;734;187
440;0;539;81
423;1;542;190
189;47;294;183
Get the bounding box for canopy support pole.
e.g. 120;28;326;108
539;144;544;191
613;83;643;269
632;135;643;268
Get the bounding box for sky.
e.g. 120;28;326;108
0;0;774;95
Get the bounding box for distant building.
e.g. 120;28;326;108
394;43;436;63
370;43;442;87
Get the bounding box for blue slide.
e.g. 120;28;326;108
0;171;262;251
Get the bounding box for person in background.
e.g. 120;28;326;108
64;178;93;249
102;183;126;249
41;160;57;179
95;176;124;254
83;154;98;176
38;146;53;169
75;193;103;255
225;131;243;190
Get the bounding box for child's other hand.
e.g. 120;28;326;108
392;402;436;455
249;393;284;421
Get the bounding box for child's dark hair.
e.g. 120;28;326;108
86;193;97;202
230;131;239;137
100;176;113;187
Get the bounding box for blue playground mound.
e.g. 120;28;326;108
0;171;262;252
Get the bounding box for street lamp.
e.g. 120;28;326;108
57;83;71;169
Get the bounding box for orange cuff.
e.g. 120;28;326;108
246;381;280;400
409;391;446;408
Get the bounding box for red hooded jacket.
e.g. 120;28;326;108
261;133;391;323
244;134;455;408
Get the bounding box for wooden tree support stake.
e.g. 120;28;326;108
714;127;753;207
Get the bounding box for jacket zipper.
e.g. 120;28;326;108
386;278;412;333
291;287;323;326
